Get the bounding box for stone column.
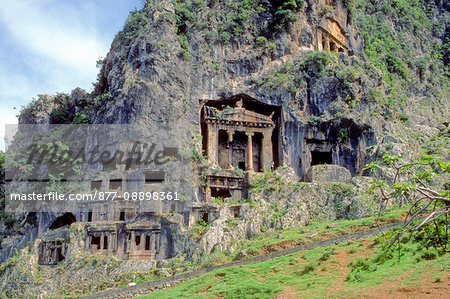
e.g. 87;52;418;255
205;185;211;203
150;232;155;251
246;132;254;171
111;233;115;251
148;231;153;252
324;35;330;51
153;233;158;252
262;128;274;170
50;248;55;263
139;233;144;251
227;130;234;170
100;233;104;250
207;123;217;163
130;231;136;251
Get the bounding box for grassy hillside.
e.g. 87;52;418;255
139;228;449;298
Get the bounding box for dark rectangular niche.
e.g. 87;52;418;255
145;171;165;184
164;147;180;159
91;236;101;250
311;151;332;166
109;178;122;190
90;180;102;190
145;236;150;251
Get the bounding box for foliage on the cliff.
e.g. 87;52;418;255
352;0;449;112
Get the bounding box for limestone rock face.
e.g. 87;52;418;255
304;164;351;182
39;0;376;183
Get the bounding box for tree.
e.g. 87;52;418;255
365;154;449;252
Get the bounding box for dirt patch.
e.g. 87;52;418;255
275;286;299;299
259;240;302;255
352;273;450;298
200;285;212;293
322;239;374;297
195;273;225;295
377;212;429;227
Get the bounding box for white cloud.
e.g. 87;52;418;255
0;0;143;151
0;70;33;101
0;0;106;78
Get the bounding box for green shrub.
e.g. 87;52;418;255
212;197;225;204
0;212;16;228
365;88;383;103
345;272;364;283
177;34;191;60
348;248;357;254
255;36;276;53
293;263;316;276
117;9;148;42
192;219;210;241
260;51;332;97
232;167;245;177
319;249;335;261
416;57;429;76
303;51;332;77
272;0;305;29
0;250;20;276
338;128;349;142
420;248;438;261
349;258;371;271
307;115;322;126
199;251;229;268
385;54;410;79
49;93;72;123
398;112;409;122
255;36;269;47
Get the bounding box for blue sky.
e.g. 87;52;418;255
0;0;144;150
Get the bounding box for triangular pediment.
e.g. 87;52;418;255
205;106;274;126
221;108;272;123
127;219;160;230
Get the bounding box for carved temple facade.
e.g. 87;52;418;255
84;219;164;261
200;95;281;202
204;100;275;171
314;0;363;56
38;241;68;265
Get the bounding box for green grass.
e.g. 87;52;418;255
138;232;449;298
229;208;407;259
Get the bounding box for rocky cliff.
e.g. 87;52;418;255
1;0;449;297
